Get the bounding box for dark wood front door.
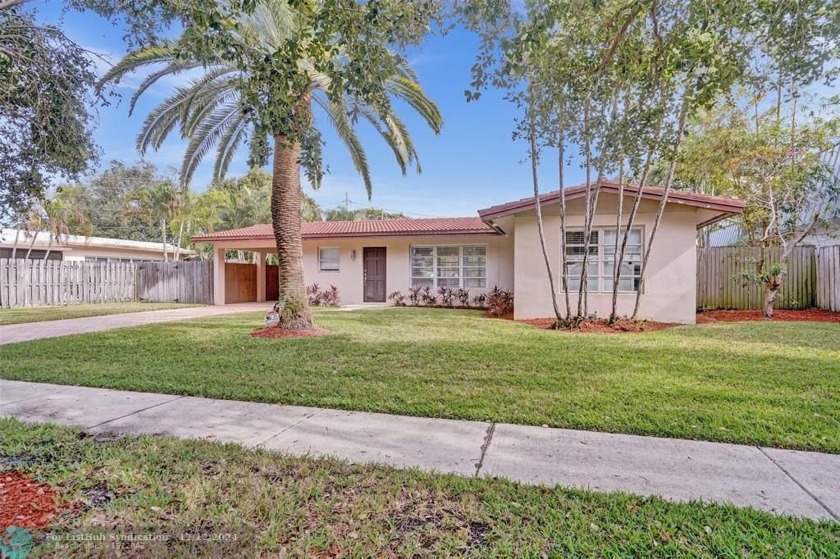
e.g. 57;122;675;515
363;247;386;302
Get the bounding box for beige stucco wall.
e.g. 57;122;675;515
301;234;514;305
512;195;698;323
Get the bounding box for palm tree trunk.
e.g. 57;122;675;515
175;220;184;261
24;232;37;260
161;219;168;262
43;237;53;261
271;133;314;330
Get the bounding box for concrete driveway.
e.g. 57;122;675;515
0;303;268;345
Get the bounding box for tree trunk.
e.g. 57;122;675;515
762;277;783;318
43;238;52;261
526;85;562;326
632;93;691;320
10;227;20;260
271;133;314;329
161;219;168;262
175;220;184;261
558;133;571;320
609;170;625;324
24;232;37;260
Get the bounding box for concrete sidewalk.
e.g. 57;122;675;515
0;303;268;345
0;379;837;521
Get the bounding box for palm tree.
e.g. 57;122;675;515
128;181;184;262
101;0;442;328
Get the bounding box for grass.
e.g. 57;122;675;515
1;419;837;557
0;302;202;326
1;308;838;453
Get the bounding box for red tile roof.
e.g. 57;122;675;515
192;217;498;242
478;180;747;221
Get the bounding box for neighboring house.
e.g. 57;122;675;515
193;181;744;323
795;216;840;247
709;143;840;248
0;229;196;262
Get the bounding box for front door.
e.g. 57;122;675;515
363;247;386;302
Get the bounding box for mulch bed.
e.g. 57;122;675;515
251;327;328;339
697;308;840;323
519;317;676;334
0;471;59;530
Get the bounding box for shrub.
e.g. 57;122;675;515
388;291;406;306
306;283;340;307
420;285;438;306
485;286;513;317
322;285;340;307
407;286;423;306
454;288;471;307
437;286;455;307
306;283;323;307
471;293;487;308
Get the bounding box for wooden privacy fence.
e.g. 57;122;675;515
0;259;137;308
816;245;840;312
697;246;823;310
0;259;214;308
136;261;214;304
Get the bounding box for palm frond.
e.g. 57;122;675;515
181;101;241;184
99;43;181;87
312;92;373;197
129;61;206;115
385;75;443;134
213;116;250;181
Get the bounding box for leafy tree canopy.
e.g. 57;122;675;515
0;5;102;222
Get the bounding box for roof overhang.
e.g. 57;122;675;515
192;218;500;244
478;181;746;229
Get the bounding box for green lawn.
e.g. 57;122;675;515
1;308;838;453
1;419;836;557
0;302;202;325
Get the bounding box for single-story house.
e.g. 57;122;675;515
193;181;745;323
0;229;195;262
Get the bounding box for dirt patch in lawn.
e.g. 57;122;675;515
250;327;328;339
697;309;840;323
519;317;676;333
0;471;59;530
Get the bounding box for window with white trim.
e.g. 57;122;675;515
411;245;487;288
564;228;643;292
318;247;340;271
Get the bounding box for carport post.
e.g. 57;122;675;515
256;251;266;302
213;245;226;305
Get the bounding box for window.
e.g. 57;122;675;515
564;228;642;293
411;245;486;289
319;247;340;271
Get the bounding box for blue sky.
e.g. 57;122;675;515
34;2;587;218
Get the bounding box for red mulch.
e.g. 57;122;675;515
250;327;328;339
697;308;840;323
0;471;59;531
519;317;676;334
490;311;515;320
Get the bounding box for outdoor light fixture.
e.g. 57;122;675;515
350;249;356;261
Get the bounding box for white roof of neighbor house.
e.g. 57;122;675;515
0;229;196;256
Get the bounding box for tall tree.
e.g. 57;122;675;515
128;180;184;260
463;0;839;325
102;0;442;329
55;160;177;242
0;4;101;221
672;102;839;316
